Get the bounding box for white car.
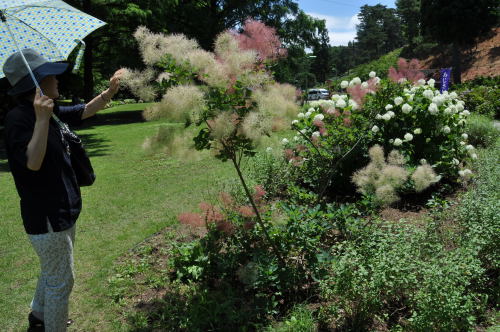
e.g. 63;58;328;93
307;88;329;100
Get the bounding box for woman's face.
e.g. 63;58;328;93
40;75;59;99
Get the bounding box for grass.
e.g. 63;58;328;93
0;103;236;331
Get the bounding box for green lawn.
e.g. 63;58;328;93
0;103;236;331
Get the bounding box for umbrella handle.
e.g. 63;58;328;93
1;10;44;96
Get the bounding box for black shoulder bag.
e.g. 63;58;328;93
53;114;96;186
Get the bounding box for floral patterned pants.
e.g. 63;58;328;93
28;223;75;332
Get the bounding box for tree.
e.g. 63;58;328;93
65;0;178;101
421;0;499;84
396;0;421;48
356;4;404;63
274;10;331;86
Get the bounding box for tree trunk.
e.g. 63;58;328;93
452;42;461;85
83;0;94;101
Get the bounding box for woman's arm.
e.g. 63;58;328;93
26;89;54;171
81;69;124;120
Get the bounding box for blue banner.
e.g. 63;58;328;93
440;68;451;93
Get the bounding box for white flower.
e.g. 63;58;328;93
336;99;347;108
382;113;392;121
313;114;324;121
299;129;307;135
376;114;382;120
294;136;300;141
452;158;460;165
444;107;452;114
404;133;413;141
428;78;435;87
374;77;381;84
352;77;361;85
442;126;451;134
292;120;299;125
349;99;358;110
465;144;474;151
456;103;464;112
382;112;392;121
371;125;379;133
387;111;395;118
450;92;458;99
389;139;394;144
423;89;434;99
312;131;320;138
305;111;312;118
369;71;376;78
361;82;369;89
471;153;478;159
402;103;412;114
298;113;305;119
393;138;403;146
408;94;414;102
420;159;427;165
459;169;472;177
428;103;439;114
308;107;315;113
385;104;394;110
462;133;468;140
281;138;289;145
417;79;426;85
266;147;273;153
414;128;422;134
458;119;466;125
432;95;445;106
331;94;340;101
461;110;470;116
394;97;404;106
340;81;349;89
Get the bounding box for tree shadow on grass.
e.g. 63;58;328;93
80;109;146;130
78;132;111;158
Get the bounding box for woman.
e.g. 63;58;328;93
3;49;123;331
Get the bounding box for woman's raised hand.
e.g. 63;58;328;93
33;88;54;121
108;69;125;96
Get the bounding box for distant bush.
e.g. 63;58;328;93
465;114;500;148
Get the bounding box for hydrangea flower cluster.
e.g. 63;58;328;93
370;78;474;179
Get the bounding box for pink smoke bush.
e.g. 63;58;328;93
388;58;425;83
234;19;287;61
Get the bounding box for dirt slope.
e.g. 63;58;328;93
419;27;500;81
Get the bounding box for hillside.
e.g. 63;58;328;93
419;27;500;81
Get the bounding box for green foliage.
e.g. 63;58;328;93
170;202;364;323
356;5;404;64
265;304;318;332
319;219;487;331
396;0;421;47
459;85;500;119
456;139;500;281
465;114;500;148
421;0;498;46
331;48;402;88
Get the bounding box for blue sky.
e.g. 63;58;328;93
296;0;396;46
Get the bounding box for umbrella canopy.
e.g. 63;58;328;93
0;0;106;79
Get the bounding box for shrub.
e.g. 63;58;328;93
456;139;500;296
318;220;487;331
288;71;475;201
465;114;500;148
459;85;500;118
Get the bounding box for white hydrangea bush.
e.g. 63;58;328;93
368;78;475;181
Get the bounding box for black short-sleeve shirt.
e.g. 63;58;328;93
4;100;86;234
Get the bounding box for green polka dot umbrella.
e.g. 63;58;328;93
0;0;106;82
